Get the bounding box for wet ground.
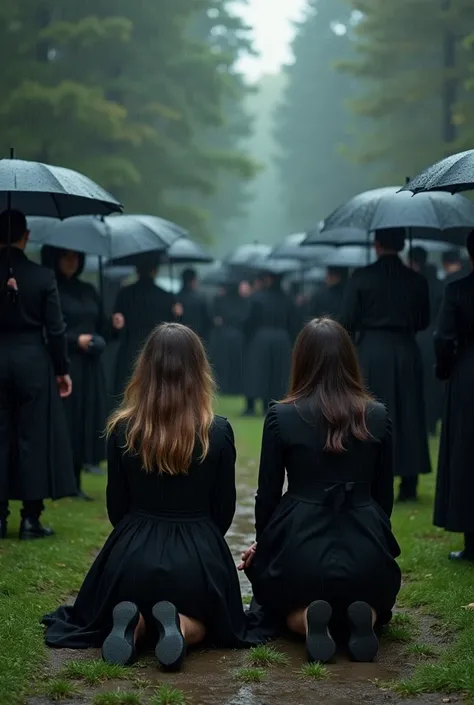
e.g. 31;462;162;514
30;461;454;704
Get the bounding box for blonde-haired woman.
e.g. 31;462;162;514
43;323;263;669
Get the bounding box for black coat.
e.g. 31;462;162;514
209;293;250;395
43;416;270;648
246;402;401;621
0;248;75;502
417;266;444;435
177;287;211;344
434;272;474;533
340;255;431;478
308;281;346;320
244;286;295;402
57;275;108;467
113;278;176;397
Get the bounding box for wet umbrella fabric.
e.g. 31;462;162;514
271;233;334;262
225;244;272;266
402;149;474;194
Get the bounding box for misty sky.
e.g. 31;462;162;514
236;0;307;80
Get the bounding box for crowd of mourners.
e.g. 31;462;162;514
1;208;473;667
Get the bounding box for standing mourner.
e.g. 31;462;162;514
177;268;211;344
244;271;295;415
41;246;108;501
433;231;474;561
0;210;76;539
408;247;444;437
309;266;348;321
209;280;250;396
340;228;431;501
441;249;470;285
112;254;180;399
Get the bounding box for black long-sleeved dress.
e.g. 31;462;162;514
42;416;267;649
209;293;250;395
177;287;211;344
246;402;401;620
0;248;75;502
244;286;295;403
57;275;108;468
434;272;474;533
113;279;176;398
340;255;431;479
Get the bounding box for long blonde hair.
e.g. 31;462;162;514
107;323;215;474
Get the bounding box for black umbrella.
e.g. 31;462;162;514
165;238;213;265
402;150;474;195
249;255;300;276
201;262;237;287
271;233;334;261
225;243;272;266
322;246;377;269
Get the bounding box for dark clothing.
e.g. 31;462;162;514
0;248;75;502
340;255;431;479
244;287;295;402
434;273;474;533
246;402;401;620
444;264;470;286
43;417;268;649
309;281;346;320
209;294;250;396
113;279;175;397
57;275;108;468
417;266;444;435
178;287;211;344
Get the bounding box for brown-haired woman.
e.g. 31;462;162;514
43;323;266;669
241;318;401;663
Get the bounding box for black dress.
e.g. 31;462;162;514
177;287;211;345
0;249;75;502
57;275;108;467
209;292;250;395
246;402;401;618
434;272;474;533
113;279;175;398
340;255;431;479
42;416;266;649
244;285;295;403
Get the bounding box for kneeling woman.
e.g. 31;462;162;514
43;323;264;669
242;318;401;663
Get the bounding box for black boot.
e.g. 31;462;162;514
74;464;94;502
449;533;474;562
241;398;256;417
84;464;105;476
398;476;419;502
0;518;7;539
19;517;55;540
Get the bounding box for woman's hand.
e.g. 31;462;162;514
112;313;125;330
78;334;93;351
238;543;257;571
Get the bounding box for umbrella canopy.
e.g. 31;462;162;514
225;243;272;266
201;262;237;287
165;238;213;265
271;233;334;261
402;238;455;255
321;246;376;269
29;214;188;259
0;158;122;216
402;150;474;194
320;188;474;246
251;256;300;275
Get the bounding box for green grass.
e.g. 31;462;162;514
93;691;143;705
404;643;439;658
299;663;329;680
234;667;266;683
149;685;188;705
42;678;80;701
245;645;289;667
61;660;134;685
242;594;252;605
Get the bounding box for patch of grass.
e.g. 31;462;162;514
245;645;289;667
42;678;80;701
234;667;266;683
385;623;413;643
299;663;329;680
149;684;188;705
242;594;252;605
93;691;143;705
395;658;474;697
404;643;439;658
61;659;134;685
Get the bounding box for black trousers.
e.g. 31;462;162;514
399;476;418;499
0;500;44;520
464;533;474;555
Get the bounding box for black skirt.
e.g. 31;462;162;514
209;326;245;396
247;486;401;618
244;328;292;401
434;345;474;533
63;352;107;467
43;510;267;649
358;330;431;478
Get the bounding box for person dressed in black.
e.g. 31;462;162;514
0;211;76;539
241;318;401;663
434;231;474;562
442;249;470;285
41;246;109;501
240;277;262;417
309;266;348;320
209;279;250;396
340;228;431;501
43;323;268;668
112;254;179;399
177;268;211;344
408;247;444;437
243;271;295;415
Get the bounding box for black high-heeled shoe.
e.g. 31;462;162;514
102;602;140;666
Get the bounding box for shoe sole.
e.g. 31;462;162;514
306;600;336;663
102;601;139;666
347;601;379;662
152;601;186;671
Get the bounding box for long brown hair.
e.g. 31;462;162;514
284;318;372;453
107;323;215;474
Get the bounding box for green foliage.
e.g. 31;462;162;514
149;685;188;705
61;659;134;685
274;0;376;232
41;678;80;701
245;645;289;667
234;667;266;683
299;662;329;680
